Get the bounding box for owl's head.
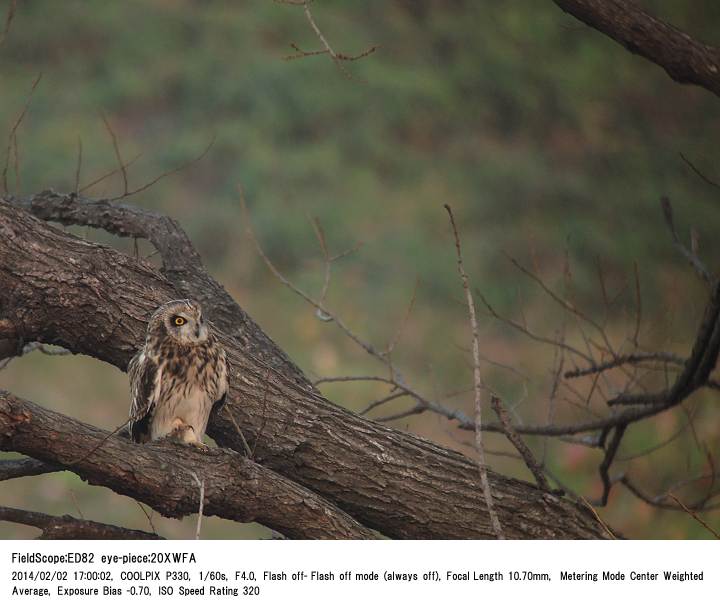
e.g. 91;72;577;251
152;299;209;345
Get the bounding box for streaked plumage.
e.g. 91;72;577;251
128;299;227;447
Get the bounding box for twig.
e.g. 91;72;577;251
225;407;253;458
66;418;131;466
489;395;550;491
577;496;616;540
476;288;595;364
101;113;128;196
2;73;42;194
134;501;158;537
679;152;720;190
79;152;142;193
68;490;85;519
505;253;616;357
314;375;396;386
74;136;83;193
632;261;642;347
598;424;627;506
382;279;419;358
0;0;17;46
190;472;205;540
240;186;382;360
284;41;380;63
620;474;720;512
278;0;378;79
307;213;362;321
661;196;712;283
241;188;479;430
374;403;425;423
111;134;215;201
668;493;720;538
358;389;409;417
565;352;684;379
445;203;503;539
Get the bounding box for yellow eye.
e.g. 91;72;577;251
174;316;185;326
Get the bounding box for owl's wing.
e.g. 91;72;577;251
128;350;161;442
211;349;229;414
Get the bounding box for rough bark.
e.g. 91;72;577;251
8;190;313;391
0;391;375;540
0;457;62;481
0;506;164;540
0;197;610;539
553;0;720;98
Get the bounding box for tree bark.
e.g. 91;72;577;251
0;197;610;539
0;457;62;481
0;506;164;540
553;0;720;98
0;391;375;540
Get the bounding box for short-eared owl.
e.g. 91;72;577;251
128;300;228;447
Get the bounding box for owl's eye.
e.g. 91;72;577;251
174;316;186;326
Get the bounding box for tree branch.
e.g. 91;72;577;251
0;390;376;540
0;505;163;540
0;457;61;481
553;0;720;98
0;196;610;539
5;190;312;391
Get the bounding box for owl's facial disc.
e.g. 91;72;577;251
165;305;208;345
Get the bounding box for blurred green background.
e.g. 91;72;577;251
1;0;719;539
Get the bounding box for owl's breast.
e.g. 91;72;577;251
150;352;221;441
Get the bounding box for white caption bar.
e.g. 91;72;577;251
1;540;716;608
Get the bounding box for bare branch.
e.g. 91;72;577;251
358;389;409;417
632;260;642;347
489;395;551;492
2;73;41;194
476;288;595;364
279;0;378;78
0;457;61;481
553;0;720;98
565;351;685;379
576;495;617;540
112;134;215;201
190;472;206;540
679;152;720;190
74;136;83;194
668;493;720;538
598;424;627;506
0;506;163;540
101;113;129;196
661;196;712;283
445;204;504;539
0;0;17;46
79;152;142;193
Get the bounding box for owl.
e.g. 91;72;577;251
128;299;228;448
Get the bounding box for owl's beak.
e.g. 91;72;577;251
196;320;208;341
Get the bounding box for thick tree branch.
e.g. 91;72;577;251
553;0;720;98
6;190;312;391
0;197;610;539
0;505;163;540
0;457;61;481
0;390;375;540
